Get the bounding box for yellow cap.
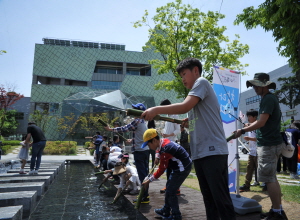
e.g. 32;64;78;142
141;129;158;148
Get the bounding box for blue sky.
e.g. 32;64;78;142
0;0;288;97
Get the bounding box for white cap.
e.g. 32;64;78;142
282;144;295;158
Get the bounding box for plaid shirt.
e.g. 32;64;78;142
112;118;144;149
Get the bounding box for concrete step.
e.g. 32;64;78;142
0;176;51;188
7;168;58;175
0;172;55;183
0;206;23;220
0;182;45;197
0;191;37;218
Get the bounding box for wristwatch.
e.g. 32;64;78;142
241;129;246;134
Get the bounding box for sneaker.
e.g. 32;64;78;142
123;188;132;194
19;170;27;174
34;170;38;175
251;181;260;186
176;189;181;196
264;209;287;220
239;184;250;192
160;187;166;193
28;170;35;175
133;196;150;204
129;189;139;195
164;214;182;220
290;173;300;179
154;208;170;218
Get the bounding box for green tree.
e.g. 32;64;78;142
57;113;79;142
234;1;300;84
0;87;24;134
134;0;249;98
0;50;6;55
0;110;19;136
29;110;54;133
274;76;300;110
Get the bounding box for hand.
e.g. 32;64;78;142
182;118;189;128
141;107;158;121
126;139;132;143
234;129;243;139
142;179;150;187
154;158;160;165
243;136;250;141
104;126;111;131
162;133;169;138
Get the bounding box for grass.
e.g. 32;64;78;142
177;160;300;204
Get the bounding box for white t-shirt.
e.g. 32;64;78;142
163;114;181;142
188;77;228;160
248;131;257;156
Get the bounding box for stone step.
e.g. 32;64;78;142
0;182;45;197
0;191;37;218
7;168;58;175
0;176;51;188
0;206;23;220
0;172;55;183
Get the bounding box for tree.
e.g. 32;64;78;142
57;113;79;142
29;110;54;133
0;110;19;137
0;50;6;55
134;0;249;98
0;86;24;135
234;1;300;84
274;76;300;110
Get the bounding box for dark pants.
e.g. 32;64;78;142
30;141;47;170
244;155;258;187
164;164;191;216
277;155;287;172
286;146;299;173
134;150;150;197
95;152;102;165
194;155;236;220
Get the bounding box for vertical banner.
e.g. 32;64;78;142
213;66;240;192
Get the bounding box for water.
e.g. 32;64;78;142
27;161;147;220
0;160;21;173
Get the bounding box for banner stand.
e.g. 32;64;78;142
229;108;261;215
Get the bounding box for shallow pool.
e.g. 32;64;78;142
27;161;146;220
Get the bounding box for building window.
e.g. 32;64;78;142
65;79;88;86
95;67;123;75
91;81;122;90
15;112;24;120
246;95;261;105
126;63;151;76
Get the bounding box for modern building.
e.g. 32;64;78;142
239;64;300;126
6;97;31;139
30;38;181;141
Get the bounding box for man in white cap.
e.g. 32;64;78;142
234;73;287;220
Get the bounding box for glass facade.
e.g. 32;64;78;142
91;81;122;90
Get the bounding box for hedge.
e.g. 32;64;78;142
1;145;12;155
85;141;95;156
43;141;77;155
2;140;21;146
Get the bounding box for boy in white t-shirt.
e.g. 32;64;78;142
239;109;259;192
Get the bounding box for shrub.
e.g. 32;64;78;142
43;141;77;155
1;145;12;155
2;140;21;146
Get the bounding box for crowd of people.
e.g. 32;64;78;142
15;57;300;220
